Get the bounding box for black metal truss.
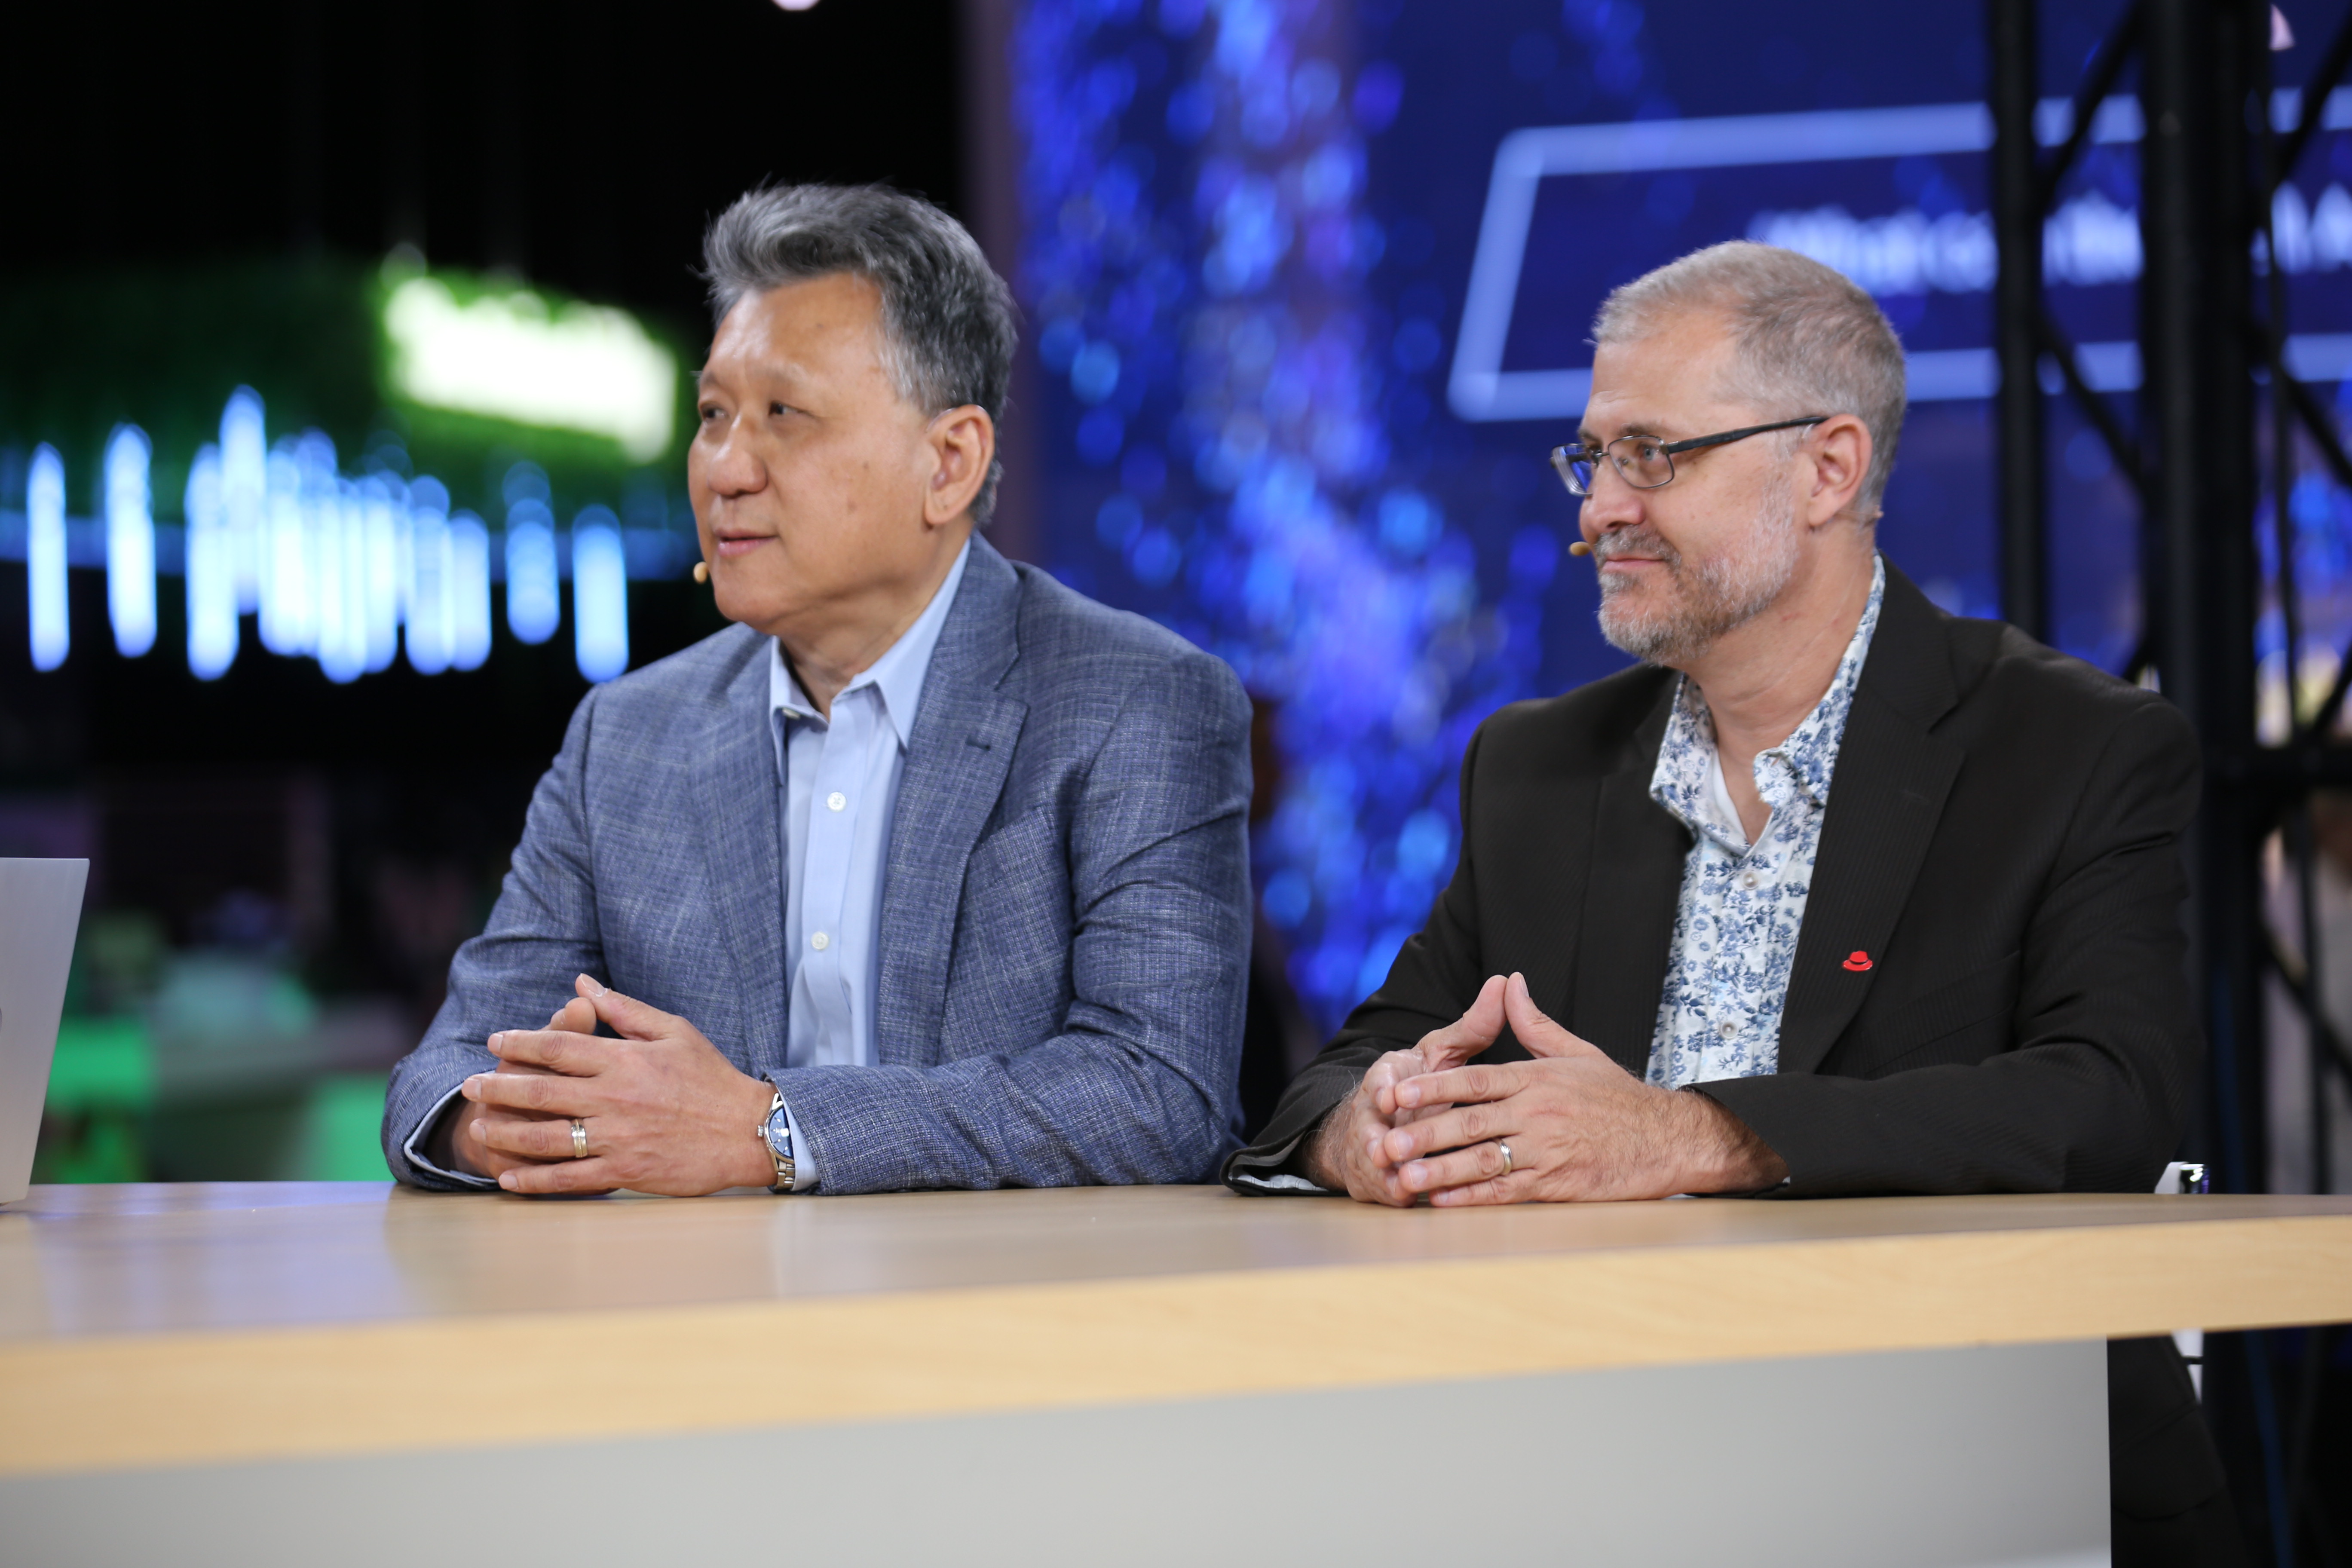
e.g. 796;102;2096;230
1990;3;2352;1559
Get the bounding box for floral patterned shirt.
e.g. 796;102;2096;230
1643;556;1885;1089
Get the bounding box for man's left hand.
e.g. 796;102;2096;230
1380;973;1787;1205
459;975;778;1196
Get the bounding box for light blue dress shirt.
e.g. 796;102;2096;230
766;539;971;1188
404;539;971;1191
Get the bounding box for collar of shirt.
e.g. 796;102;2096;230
769;537;974;747
1649;553;1886;854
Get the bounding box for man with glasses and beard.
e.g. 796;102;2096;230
1224;242;2236;1565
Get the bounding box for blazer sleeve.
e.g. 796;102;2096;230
1698;698;2203;1196
379;691;609;1189
1221;723;1500;1188
774;649;1256;1191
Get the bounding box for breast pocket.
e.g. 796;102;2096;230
1854;951;2023;1076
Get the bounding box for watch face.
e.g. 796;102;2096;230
762;1095;794;1189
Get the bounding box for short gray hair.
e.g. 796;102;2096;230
1593;241;1906;519
702;184;1020;525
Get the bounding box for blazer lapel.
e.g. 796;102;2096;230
1570;680;1690;1074
689;635;787;1067
874;539;1029;1067
1775;566;1966;1078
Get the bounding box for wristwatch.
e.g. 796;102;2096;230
758;1089;797;1193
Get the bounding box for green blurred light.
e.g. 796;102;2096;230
44;1017;155;1113
302;1074;395;1182
383;275;678;462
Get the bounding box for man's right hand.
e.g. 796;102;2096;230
1301;975;1507;1204
432;995;599;1181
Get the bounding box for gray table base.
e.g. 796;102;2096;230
3;1340;2107;1568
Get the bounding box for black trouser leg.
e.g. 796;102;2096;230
2110;1336;2249;1568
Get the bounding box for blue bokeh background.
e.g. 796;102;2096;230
1008;0;2352;1032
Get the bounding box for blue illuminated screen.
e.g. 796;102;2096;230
1009;0;2352;1030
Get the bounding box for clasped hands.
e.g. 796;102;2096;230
1304;972;1787;1207
444;974;777;1196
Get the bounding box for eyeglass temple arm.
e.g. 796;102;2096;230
1659;415;1830;456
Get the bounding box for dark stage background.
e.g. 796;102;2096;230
0;0;966;1181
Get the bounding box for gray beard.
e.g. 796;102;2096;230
1595;492;1801;665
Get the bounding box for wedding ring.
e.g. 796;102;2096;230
570;1118;589;1160
1496;1140;1514;1176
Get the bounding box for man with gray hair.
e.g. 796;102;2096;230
383;184;1253;1197
1226;242;2229;1556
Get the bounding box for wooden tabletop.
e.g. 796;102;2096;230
4;1182;2348;1476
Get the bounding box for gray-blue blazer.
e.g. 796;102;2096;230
381;537;1254;1192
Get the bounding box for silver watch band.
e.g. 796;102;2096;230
760;1089;797;1193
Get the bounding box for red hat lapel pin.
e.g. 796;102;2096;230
1841;950;1873;972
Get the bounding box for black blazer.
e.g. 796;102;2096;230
1228;563;2203;1197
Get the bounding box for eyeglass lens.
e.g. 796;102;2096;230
1613;437;1673;487
1552;448;1596;494
1556;437;1675;496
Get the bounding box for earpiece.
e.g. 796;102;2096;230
693;561;710;584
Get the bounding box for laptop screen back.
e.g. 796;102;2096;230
0;859;90;1204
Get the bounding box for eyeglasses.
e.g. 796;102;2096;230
1548;416;1831;498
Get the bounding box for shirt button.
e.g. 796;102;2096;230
1740;871;1759;889
810;931;830;952
1717;1020;1736;1037
827;792;846;812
